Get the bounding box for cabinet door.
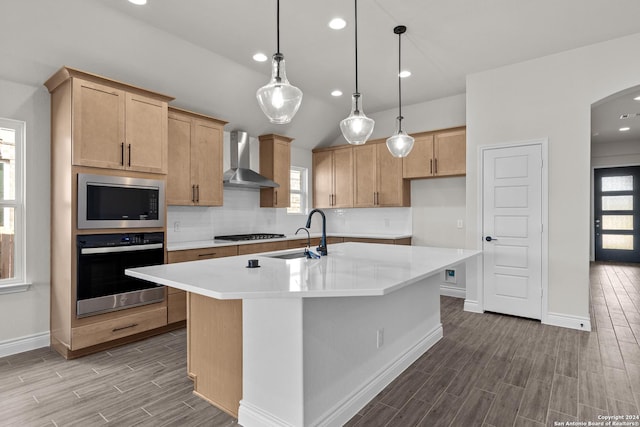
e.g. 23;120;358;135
332;147;354;208
434;129;466;176
377;143;407;206
125;92;168;174
167;113;194;205
272;140;291;208
403;134;434;179
353;145;376;208
72;79;125;169
193;119;223;206
313;151;333;208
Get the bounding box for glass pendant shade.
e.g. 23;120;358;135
256;53;303;124
386;117;414;158
340;93;375;145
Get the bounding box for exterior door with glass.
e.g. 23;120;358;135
594;166;640;262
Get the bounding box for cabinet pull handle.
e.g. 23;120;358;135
121;142;125;166
198;252;216;257
127;144;132;167
332;194;335;206
373;192;376;205
112;323;138;333
430;159;433;174
192;185;195;203
275;190;278;205
434;158;437;174
329;194;332;206
196;185;200;203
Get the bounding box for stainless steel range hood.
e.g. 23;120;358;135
223;131;279;189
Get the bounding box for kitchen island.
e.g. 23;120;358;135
126;242;480;427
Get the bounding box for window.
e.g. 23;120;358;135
0;118;26;292
287;167;308;215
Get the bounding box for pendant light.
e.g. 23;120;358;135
339;0;374;145
386;25;414;158
256;0;303;124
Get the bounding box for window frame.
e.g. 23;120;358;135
0;118;27;294
287;166;308;215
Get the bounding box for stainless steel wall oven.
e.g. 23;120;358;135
76;232;165;317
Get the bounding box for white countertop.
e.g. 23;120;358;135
127;242;480;300
166;233;412;251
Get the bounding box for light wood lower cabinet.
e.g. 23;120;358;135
237;241;289;255
166;245;238;324
188;293;242;418
71;306;167;350
167;289;187;324
343;237;412;245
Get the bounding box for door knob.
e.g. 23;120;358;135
485;236;497;242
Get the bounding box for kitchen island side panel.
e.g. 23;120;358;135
238;273;442;427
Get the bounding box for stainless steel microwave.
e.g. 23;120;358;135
77;174;165;229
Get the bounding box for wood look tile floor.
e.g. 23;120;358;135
2;262;639;426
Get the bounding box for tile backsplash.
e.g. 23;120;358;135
167;188;412;243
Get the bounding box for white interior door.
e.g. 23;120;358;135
483;143;543;320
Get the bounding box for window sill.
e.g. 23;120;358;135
0;282;32;295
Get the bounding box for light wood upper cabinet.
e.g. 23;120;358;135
312;146;353;208
167;107;227;206
125;92;168;174
434;129;466;176
402;127;466;179
45;67;173;175
353;142;409;207
72;79;126;170
259;134;294;208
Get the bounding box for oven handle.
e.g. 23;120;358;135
80;243;163;255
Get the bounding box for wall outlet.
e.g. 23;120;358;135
457;219;464;229
445;269;456;284
173;221;181;232
376;328;384;348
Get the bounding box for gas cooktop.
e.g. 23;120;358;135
215;233;286;242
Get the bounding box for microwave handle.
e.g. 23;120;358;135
80;243;163;255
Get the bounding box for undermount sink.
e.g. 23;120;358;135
265;252;309;260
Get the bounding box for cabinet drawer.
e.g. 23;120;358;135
238;241;288;255
168;291;187;324
167;245;238;263
72;306;167;350
287;237;344;249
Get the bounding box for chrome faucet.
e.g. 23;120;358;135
305;209;327;256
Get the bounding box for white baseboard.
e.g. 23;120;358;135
440;285;465;299
238;400;295;427
238;325;443;427
0;331;50;358
544;312;592;332
313;324;443;427
463;299;482;313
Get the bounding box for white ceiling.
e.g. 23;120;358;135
4;0;640;148
94;0;640;146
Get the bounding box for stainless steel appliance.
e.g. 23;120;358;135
77;173;165;229
223;131;279;189
215;233;286;241
76;232;165;317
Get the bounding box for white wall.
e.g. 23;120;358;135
0;79;51;347
466;32;640;320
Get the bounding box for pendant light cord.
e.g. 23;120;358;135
276;0;280;54
354;0;359;95
397;29;403;132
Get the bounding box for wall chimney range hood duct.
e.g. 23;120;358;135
223;131;280;189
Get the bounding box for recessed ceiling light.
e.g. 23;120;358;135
329;18;347;30
128;0;147;5
253;53;268;62
635;96;640;101
331;90;343;97
619;127;631;132
399;70;411;78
